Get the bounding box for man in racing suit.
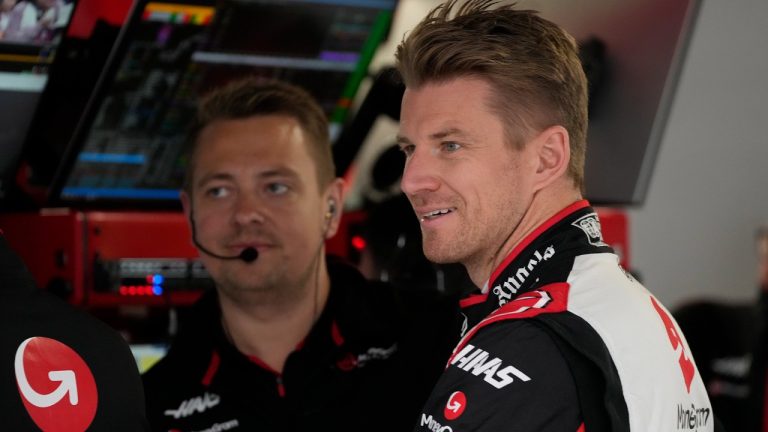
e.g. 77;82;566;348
394;1;714;430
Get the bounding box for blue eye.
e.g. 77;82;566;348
266;183;289;195
442;142;461;152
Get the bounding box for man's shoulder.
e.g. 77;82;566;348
0;284;149;430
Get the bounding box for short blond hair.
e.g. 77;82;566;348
396;0;588;190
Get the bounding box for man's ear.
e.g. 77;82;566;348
532;125;571;192
323;178;346;239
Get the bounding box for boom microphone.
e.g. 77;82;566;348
189;210;259;263
193;237;259;263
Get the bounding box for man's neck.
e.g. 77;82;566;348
466;182;583;288
217;266;331;373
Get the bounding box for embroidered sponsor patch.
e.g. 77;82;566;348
14;337;98;432
443;391;467;420
491;246;555;306
164;392;220;419
449;344;531;389
420;413;454;432
337;343;398;371
571;213;609;247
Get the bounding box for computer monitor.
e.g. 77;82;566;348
0;0;77;200
49;0;397;207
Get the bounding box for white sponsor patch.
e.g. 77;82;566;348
492;246;555;306
420;413;454;432
572;213;609;247
450;344;531;389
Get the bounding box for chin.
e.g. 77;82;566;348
423;245;463;265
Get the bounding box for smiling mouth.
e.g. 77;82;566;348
420;208;456;222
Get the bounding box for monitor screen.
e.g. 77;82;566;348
0;0;77;199
51;0;396;206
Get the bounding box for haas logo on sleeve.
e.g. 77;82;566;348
14;337;98;431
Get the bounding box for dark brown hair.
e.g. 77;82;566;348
183;77;334;192
396;0;588;190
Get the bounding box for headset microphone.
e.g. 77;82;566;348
189;209;259;263
192;235;259;263
238;247;259;263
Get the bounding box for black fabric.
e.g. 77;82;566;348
0;234;149;431
534;313;629;432
674;298;765;432
751;294;768;432
432;319;583;432
143;259;460;432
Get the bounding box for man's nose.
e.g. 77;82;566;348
233;193;266;226
401;148;441;197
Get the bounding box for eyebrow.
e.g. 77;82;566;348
397;127;470;146
196;167;300;189
196;172;233;189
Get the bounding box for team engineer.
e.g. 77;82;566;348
142;78;458;431
395;1;715;431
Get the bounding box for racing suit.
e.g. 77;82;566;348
414;200;714;432
143;258;459;432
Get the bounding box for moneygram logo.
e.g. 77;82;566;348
14;337;98;431
443;391;466;420
421;413;453;432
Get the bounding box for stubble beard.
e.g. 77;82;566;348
420;221;484;266
215;257;316;308
421;202;525;284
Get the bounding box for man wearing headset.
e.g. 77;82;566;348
142;78;458;431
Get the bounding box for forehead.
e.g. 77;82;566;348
400;78;501;136
194;115;318;180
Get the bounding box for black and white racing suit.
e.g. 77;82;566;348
415;200;714;432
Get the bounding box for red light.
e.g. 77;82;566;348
351;235;366;251
145;275;153;283
119;286;127;295
128;286;137;296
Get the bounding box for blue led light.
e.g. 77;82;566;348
152;274;164;285
152;285;163;296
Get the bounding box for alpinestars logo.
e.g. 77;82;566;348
164;392;220;419
449;344;531;389
492;246;555;306
572;213;609;247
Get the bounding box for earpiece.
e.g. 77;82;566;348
323;200;337;237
